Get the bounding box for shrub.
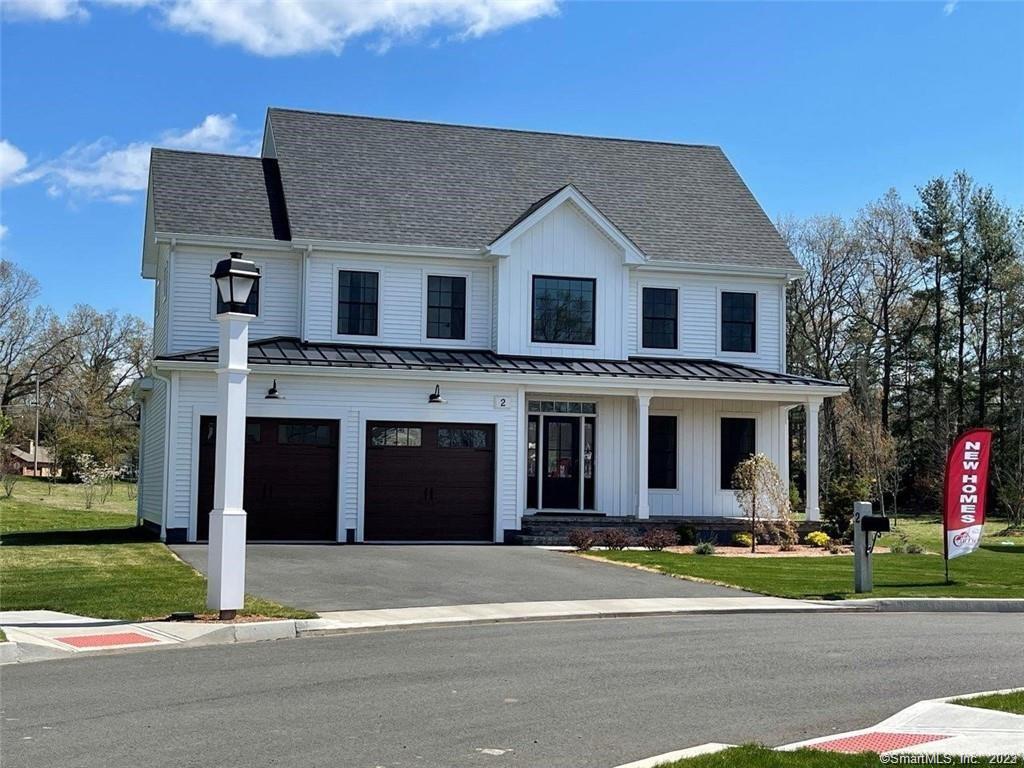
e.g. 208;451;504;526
888;532;923;554
638;529;679;551
693;540;716;555
905;542;925;554
567;528;597;552
1;462;19;498
598;528;633;550
731;532;753;548
822;474;873;542
731;453;791;553
826;540;844;554
676;524;696;545
806;530;831;548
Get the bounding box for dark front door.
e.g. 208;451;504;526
542;416;579;509
364;422;495;541
196;416;339;541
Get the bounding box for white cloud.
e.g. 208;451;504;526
0;139;29;186
13;113;255;202
0;224;8;240
943;0;959;15
3;0;559;56
0;0;87;21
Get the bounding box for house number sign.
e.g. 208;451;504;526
494;395;512;409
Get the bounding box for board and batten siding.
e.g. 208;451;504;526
167;371;520;541
304;253;493;348
628;272;787;372
497;200;628;359
166;247;301;354
646;397;790;517
137;377;167;526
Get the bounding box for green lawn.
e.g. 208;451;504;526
656;746;1011;767
954;690;1024;715
4;476;139;515
587;518;1024;600
0;495;315;621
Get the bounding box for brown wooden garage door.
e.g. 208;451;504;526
196;416;339;541
364;421;495;541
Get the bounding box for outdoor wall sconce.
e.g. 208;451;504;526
265;379;284;400
428;384;446;404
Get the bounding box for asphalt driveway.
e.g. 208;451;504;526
170;544;747;611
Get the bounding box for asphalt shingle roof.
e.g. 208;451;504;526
266;108;799;269
149;150;290;241
158;338;843;388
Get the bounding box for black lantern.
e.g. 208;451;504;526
428;385;446;405
211;251;261;315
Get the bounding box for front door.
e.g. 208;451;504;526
542;416;579;509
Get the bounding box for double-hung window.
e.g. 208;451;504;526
648;415;677;489
720;417;756;489
642;287;678;350
721;291;756;353
337;270;378;336
531;276;596;345
426;275;466;340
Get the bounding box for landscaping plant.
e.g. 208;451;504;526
598;529;633;550
805;530;831;548
731;453;795;553
567;528;596;551
638;529;678;551
693;540;716;555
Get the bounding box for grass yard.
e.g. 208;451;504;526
587;518;1024;600
4;475;139;515
0;491;314;621
656;746;1012;767
954;690;1024;715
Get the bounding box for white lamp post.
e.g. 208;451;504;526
208;252;261;620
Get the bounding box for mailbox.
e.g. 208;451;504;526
860;515;891;533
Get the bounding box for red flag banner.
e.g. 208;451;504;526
943;428;993;561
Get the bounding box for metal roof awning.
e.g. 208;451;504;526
156;337;845;390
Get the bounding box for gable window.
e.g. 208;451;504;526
426;275;466;340
648;415;677;489
721;291;756;353
216;271;260;316
337;270;378;336
720;417;756;489
531;276;596;345
642;287;678;350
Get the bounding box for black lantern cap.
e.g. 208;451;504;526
211;251;261;315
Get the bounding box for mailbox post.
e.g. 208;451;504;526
853;501;891;593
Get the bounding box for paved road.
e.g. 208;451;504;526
171;544;746;610
4;612;1022;768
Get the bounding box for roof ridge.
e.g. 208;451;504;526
266;107;723;152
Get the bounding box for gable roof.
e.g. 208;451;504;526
148;149;291;242
266;108;799;270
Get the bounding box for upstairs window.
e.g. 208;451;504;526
338;270;378;336
721;291;756;353
426;275;466;340
642;287;678;349
531;276;596;345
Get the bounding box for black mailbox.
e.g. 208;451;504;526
861;515;891;533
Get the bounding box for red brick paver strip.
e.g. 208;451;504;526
55;632;160;649
810;731;952;753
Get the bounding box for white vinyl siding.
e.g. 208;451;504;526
627;272;785;371
497;200;628;359
137;378;167;526
166;248;300;354
304;253;493;348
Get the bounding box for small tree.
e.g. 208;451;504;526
75;453;116;509
732;453;794;553
1;460;18;498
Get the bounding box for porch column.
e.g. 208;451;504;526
636;392;651;520
805;399;821;522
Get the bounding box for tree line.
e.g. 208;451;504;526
783;172;1023;531
0;259;150;480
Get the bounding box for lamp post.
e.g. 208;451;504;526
208;252;261;620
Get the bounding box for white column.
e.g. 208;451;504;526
805;399;821;522
207;313;251;616
636;392;651;520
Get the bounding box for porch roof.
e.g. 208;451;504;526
157;337;844;389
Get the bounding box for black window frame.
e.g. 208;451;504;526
530;275;597;346
648;415;677;490
337;270;379;337
721;291;756;353
641;286;678;350
720;416;756;490
425;274;467;341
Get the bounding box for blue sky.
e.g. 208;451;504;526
1;0;1021;321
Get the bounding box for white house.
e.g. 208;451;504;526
135;108;844;544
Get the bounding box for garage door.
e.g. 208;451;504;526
364;421;495;541
196;416;339;541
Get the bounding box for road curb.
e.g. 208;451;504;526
610;742;734;767
843;598;1024;612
